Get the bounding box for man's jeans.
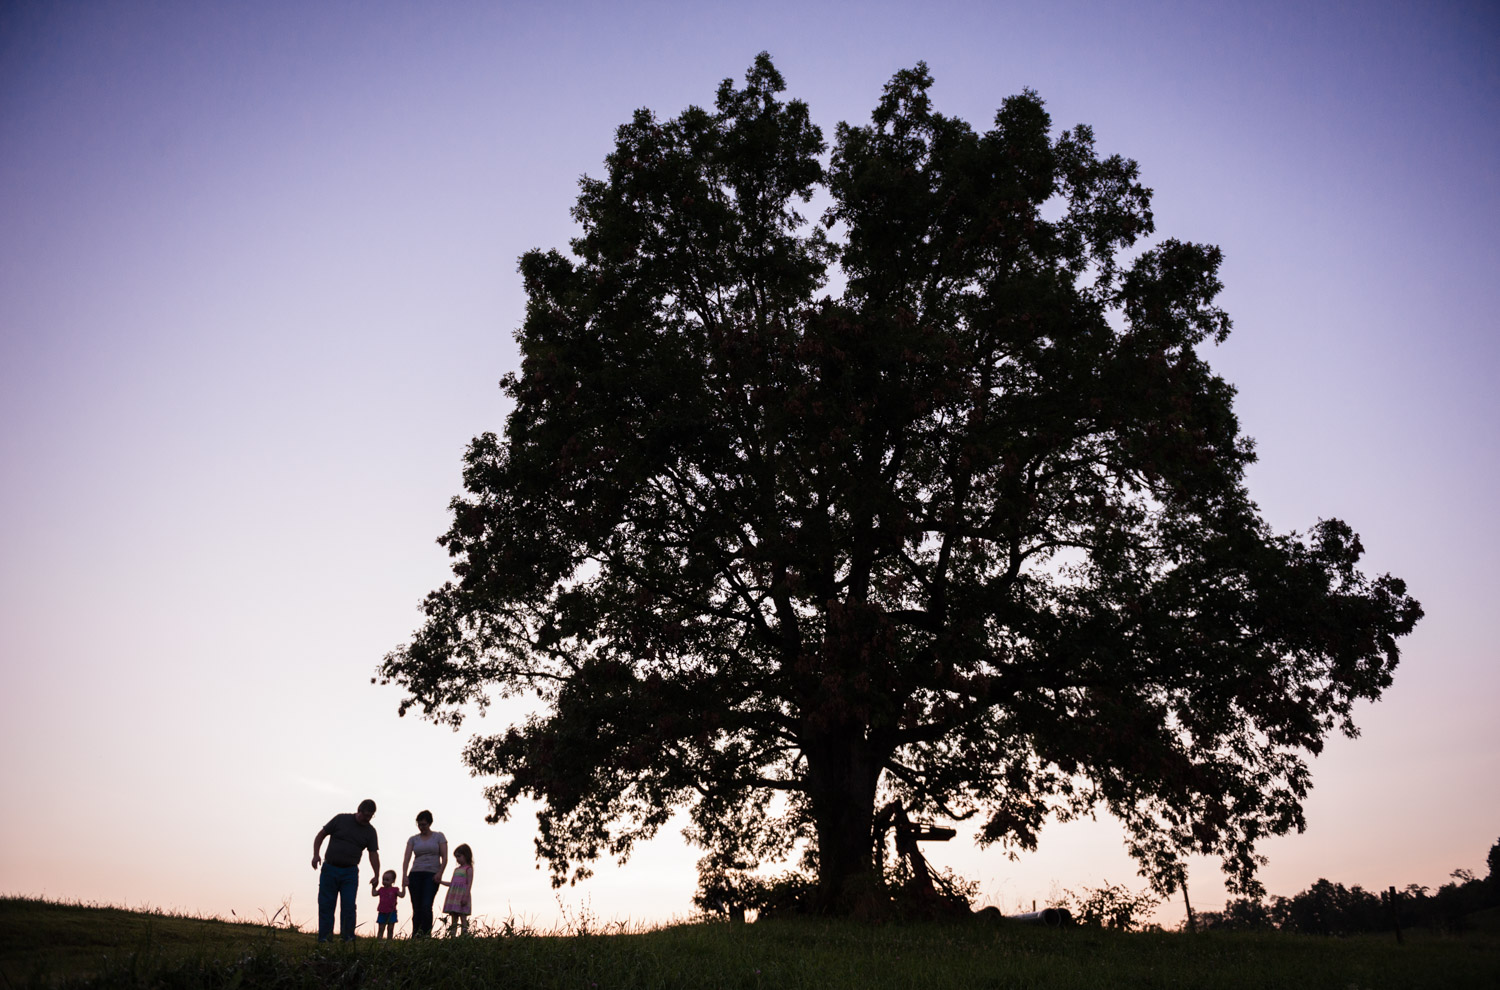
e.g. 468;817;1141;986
318;865;359;941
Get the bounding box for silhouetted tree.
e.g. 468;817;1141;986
1196;897;1274;932
1271;879;1386;935
379;55;1423;914
1424;869;1490;929
1488;836;1500;906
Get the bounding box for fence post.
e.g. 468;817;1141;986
1386;886;1404;944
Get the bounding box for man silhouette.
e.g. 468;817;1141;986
311;798;380;942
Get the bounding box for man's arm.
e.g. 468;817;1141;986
311;828;329;869
368;848;381;890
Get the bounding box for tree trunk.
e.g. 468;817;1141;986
804;732;884;915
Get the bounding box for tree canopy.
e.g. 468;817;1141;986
380;54;1422;914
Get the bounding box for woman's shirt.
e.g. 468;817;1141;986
407;830;446;874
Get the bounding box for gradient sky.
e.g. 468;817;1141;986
2;1;1496;933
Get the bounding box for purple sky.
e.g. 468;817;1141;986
2;1;1496;930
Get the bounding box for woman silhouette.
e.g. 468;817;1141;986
401;810;447;937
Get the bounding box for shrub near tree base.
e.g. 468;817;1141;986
1064;882;1160;931
380;53;1422;915
696;862;978;921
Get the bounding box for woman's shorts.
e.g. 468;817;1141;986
377;911;398;926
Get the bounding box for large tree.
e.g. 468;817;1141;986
380;55;1422;913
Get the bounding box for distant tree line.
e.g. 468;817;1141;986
1194;837;1500;935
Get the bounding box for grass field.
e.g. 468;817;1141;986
0;898;313;985
3;897;1498;989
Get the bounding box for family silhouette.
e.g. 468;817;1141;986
310;800;474;941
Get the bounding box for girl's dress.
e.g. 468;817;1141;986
443;865;472;914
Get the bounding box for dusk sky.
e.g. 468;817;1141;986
2;1;1496;932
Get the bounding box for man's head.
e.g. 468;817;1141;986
356;798;377;823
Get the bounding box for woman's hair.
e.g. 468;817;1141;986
453;843;473;864
416;810;433;826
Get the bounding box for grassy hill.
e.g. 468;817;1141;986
3;896;1498;988
0;897;313;985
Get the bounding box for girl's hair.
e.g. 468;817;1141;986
453;843;473;865
382;869;397;882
